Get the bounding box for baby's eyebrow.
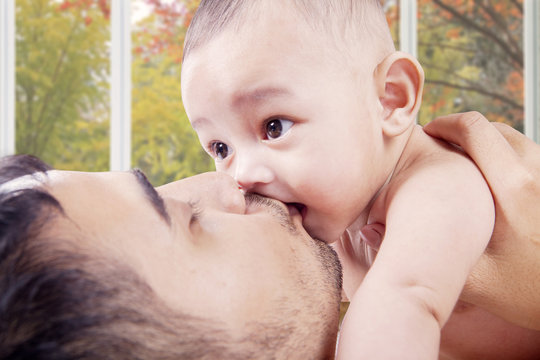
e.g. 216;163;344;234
232;86;292;109
130;169;171;226
190;86;293;131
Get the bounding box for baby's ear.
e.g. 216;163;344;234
374;51;424;137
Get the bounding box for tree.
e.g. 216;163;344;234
131;0;212;185
15;0;110;170
416;0;523;130
15;0;212;181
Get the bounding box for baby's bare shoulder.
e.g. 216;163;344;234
367;126;487;229
372;126;493;232
394;125;484;189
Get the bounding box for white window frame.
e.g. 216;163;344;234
0;0;539;164
400;0;417;58
524;0;540;141
110;0;132;171
0;0;15;157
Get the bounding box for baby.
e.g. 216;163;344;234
181;0;495;358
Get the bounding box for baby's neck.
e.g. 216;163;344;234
387;124;421;179
352;124;418;226
370;124;417;204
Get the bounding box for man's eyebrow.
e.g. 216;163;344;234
232;86;292;109
130;169;171;225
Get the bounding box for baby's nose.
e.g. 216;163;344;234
234;156;274;193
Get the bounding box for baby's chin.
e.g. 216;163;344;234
304;218;344;244
286;202;346;243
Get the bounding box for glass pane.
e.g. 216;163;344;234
417;0;524;131
131;0;213;186
15;0;111;170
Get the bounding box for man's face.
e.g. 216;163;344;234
43;170;341;353
181;1;387;243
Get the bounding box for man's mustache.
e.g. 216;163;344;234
244;193;299;235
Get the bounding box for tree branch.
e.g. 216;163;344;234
425;79;522;109
510;0;523;14
477;1;522;58
34;16;79;148
418;41;477;55
431;0;522;68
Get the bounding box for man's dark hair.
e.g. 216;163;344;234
0;155;275;359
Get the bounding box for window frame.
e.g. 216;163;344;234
0;0;15;157
525;0;540;141
110;0;132;171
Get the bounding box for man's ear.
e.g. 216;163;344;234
374;51;424;137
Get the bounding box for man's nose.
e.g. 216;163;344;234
158;172;245;214
209;172;246;213
233;154;274;193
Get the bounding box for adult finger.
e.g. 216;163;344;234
492;122;540;164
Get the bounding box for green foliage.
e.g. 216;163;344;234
131;51;214;185
15;0;212;180
131;7;213;186
15;0;110;170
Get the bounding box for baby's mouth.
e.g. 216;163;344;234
286;202;307;220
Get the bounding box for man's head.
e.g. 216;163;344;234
181;0;424;243
0;155;342;359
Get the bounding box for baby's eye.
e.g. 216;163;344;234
210;142;230;160
265;118;293;140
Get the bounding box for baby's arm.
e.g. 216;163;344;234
336;157;494;359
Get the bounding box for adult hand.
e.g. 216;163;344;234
424;111;540;330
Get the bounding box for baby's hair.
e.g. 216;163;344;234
183;0;395;68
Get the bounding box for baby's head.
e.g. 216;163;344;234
181;0;424;243
183;0;394;71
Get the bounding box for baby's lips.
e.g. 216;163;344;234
360;222;385;250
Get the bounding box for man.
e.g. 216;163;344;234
0;154;342;359
2;112;540;359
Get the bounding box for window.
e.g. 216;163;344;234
525;0;540;141
1;0;211;184
130;0;212;184
384;0;538;136
1;0;539;181
417;0;524;130
14;0;111;171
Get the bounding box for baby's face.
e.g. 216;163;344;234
182;3;385;242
